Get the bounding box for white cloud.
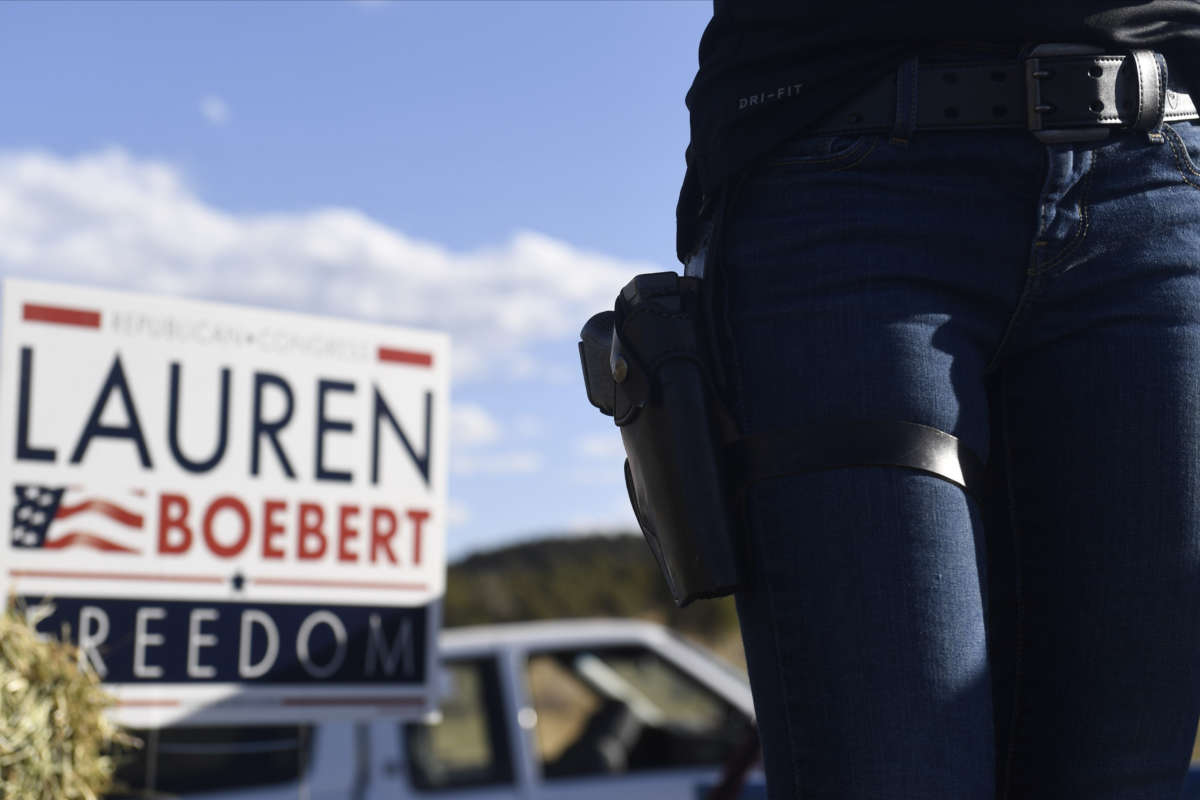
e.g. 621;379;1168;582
575;432;624;459
569;465;623;486
565;491;639;534
512;415;545;439
452;450;543;476
0;148;655;383
566;510;638;534
447;501;471;528
199;95;230;126
452;403;501;448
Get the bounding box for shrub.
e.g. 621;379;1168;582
0;602;136;800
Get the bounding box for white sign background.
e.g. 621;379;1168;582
0;278;450;726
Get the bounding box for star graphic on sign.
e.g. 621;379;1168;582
230;573;245;591
11;485;66;549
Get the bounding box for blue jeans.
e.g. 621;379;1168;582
700;120;1200;797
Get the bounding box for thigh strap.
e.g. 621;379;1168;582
726;419;985;496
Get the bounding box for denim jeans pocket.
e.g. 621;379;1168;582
1164;121;1200;188
761;132;879;174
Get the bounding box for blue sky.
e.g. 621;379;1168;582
0;1;712;558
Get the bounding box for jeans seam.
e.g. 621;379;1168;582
1033;148;1097;277
996;371;1026;800
753;489;804;799
985;146;1095;371
1164;124;1200;189
717;183;805;798
984;272;1037;373
733;360;805;800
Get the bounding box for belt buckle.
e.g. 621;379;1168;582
1025;43;1112;144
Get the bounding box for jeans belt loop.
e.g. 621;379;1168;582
891;57;920;147
1132;50;1169;143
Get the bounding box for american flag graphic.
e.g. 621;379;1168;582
11;485;146;555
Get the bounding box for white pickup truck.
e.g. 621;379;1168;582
109;619;765;800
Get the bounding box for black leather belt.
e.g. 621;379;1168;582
810;43;1199;143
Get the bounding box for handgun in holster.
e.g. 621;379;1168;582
579;272;741;606
579;272;987;608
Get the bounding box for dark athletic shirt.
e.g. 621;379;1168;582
677;0;1200;260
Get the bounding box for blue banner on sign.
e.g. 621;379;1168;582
21;595;428;685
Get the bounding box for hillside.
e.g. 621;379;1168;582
444;533;743;663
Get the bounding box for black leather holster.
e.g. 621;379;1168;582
580;272;741;606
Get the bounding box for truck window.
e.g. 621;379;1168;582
526;646;751;780
108;725;311;796
404;657;515;792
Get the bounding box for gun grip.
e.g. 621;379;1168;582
579;310;616;415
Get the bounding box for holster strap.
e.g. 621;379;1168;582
727;419;986;496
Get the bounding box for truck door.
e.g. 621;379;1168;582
395;656;523;799
106;724;315;799
521;645;760;800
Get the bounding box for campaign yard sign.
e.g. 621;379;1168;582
0;279;449;726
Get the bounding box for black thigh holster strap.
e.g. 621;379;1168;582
728;419;985;496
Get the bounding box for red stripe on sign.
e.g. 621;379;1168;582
56;500;144;528
9;569;224;584
281;697;425;707
251;577;429;591
42;532;141;554
378;346;433;367
23;303;101;328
